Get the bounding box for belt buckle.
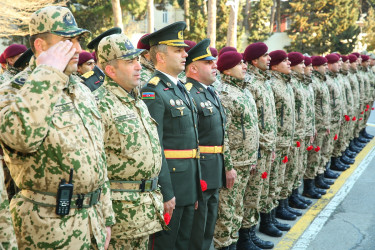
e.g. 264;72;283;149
89;189;101;206
140;179;146;192
75;194;84;209
195;148;200;159
152;177;158;190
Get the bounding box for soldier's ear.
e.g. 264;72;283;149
33;38;47;56
156;51;165;64
105;64;115;78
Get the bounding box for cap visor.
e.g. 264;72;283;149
200;56;216;61
119;49;144;60
52;28;90;38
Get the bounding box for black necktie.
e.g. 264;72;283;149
207;86;218;105
177;81;190;105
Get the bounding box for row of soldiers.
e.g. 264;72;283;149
0;5;374;250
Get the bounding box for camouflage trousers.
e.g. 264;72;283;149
304;129;325;179
213;165;251;248
333;119;352;157
293;136;311;189
264;147;289;210
0;159;18;250
258;151;274;214
242;156;266;228
109;235;148;250
321;122;341;168
280;140;305;199
353;104;365;138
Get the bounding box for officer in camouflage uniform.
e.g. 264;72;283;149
81;27;122;92
138;33;155;89
184;38;229;250
358;55;373;141
213;51;259;250
243;42;279;247
0;44;27;85
140;22;202;250
0;6;115;249
95;33;164;250
268;50;296;222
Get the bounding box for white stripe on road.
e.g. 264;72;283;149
292;146;375;250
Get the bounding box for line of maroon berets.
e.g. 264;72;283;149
304;56;312;66
217;51;243;72
361;54;370;62
3;44;27;59
243;42;268;62
325;53;340;64
288;52;304;66
348;54;357;63
78;51;95;65
269;50;288;67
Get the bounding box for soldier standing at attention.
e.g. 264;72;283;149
0;44;27;84
140;22;202;250
242;42;279;247
213;51;259;250
95;33;164;249
0;6;115;249
268;50;296;222
184;39;231;250
77;51;96;76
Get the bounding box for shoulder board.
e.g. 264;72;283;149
185;82;193;91
82;70;95;79
149;76;160;86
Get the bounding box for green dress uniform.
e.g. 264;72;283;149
140;21;202;250
80;65;105;91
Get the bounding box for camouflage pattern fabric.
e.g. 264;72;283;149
108;236;148;250
213;74;259;248
270;148;289;208
257;151;273;213
0;66;19;85
212;71;223;92
0;61;115;249
139;56;155;90
359;68;373;127
95;78;164;245
348;69;361;138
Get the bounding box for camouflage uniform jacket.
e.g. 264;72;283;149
368;68;375;100
311;71;331;130
301;75;316;137
219;74;259;169
348;69;361;114
139;56;155;89
0;61;115;248
355;67;366;107
358;67;372;103
95;78;163;239
290;71;307;141
245;65;276;152
337;70;355;117
326;71;344;123
0;66;19;85
269;71;295;149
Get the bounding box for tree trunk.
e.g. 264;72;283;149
276;0;281;32
244;0;251;31
226;0;239;47
184;0;190;31
111;0;123;28
270;0;276;33
207;0;217;47
147;0;154;33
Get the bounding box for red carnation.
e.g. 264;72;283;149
359;118;363;121
314;146;321;152
334;134;338;140
282;156;288;164
200;180;207;192
372;108;374;110
307;145;314;151
164;213;171;225
261;172;268;179
365;108;369;112
352;116;357;121
367;104;370;109
361;111;364;115
296;141;301;147
345;115;350;121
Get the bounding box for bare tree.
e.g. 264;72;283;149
207;0;217;47
270;0;276;33
111;0;123;29
147;0;154;33
184;0;190;31
0;0;66;38
276;0;281;32
226;0;240;47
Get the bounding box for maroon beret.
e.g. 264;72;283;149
243;42;268;62
3;44;27;59
218;46;237;57
217;51;243;72
288;52;304;67
78;51;95;65
0;54;5;64
184;40;197;52
351;52;360;58
269;50;287;67
325;54;340;64
361;54;370;62
348;54;357;63
137;34;151;50
304;56;312;66
210;47;218;57
341;55;349;62
311;56;327;66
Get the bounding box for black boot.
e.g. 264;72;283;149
271;208;291;231
341;153;355;164
315;174;330;189
259;212;282;237
237;228;261;250
349;140;362;153
285;198;302;216
297;192;312;205
276;199;297;220
354;138;366;148
229;243;237;250
323;177;334;185
361;128;374;139
314;186;326;195
344;148;357;159
330;157;347;171
289;189;308;209
357;135;370;143
302;179;321;199
249;225;274;249
324;168;340;179
336;157;350;169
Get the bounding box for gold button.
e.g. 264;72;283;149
202;156;205;159
173;168;176;171
194;125;197;128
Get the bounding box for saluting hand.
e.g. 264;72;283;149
36;40;76;72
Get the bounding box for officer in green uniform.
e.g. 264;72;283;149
140;21;202;250
184;38;228;250
81;27;122;91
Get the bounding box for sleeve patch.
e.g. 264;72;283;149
142;92;155;100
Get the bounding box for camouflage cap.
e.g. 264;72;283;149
87;27;122;50
29;6;89;37
97;33;144;65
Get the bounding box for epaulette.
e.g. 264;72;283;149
82;70;95;79
185;82;193;92
149;76;160;86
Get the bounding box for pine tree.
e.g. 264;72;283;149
245;0;273;43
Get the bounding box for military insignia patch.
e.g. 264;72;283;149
63;12;77;26
170;99;176;106
142;92;155;99
82;70;94;79
185;82;193;91
149;77;160;86
200;102;205;108
178;31;183;39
